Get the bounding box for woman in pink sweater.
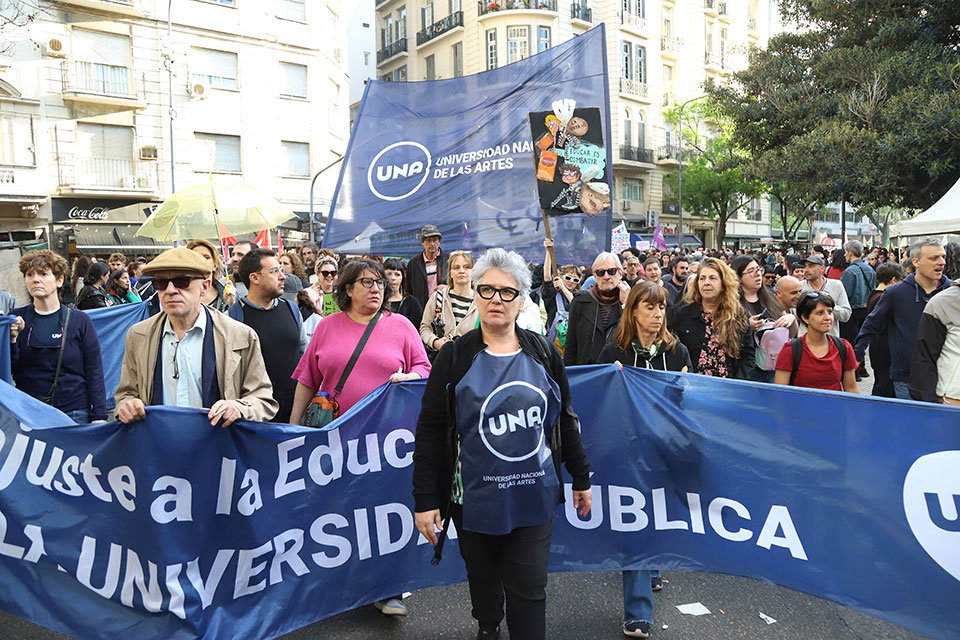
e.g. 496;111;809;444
289;259;431;420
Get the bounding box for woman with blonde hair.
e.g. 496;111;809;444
187;238;230;311
669;256;757;379
420;250;475;357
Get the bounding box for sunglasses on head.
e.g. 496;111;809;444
155;275;204;290
595;268;621;277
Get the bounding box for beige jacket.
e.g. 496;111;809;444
420;287;476;349
115;308;278;422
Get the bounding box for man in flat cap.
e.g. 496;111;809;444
406;224;445;307
115;247;278;426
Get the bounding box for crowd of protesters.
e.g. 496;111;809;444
2;228;957;640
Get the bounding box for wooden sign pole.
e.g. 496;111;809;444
541;208;558;278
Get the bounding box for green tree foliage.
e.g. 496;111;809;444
662;100;764;247
711;0;960;238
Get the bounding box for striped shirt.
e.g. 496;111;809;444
449;292;473;327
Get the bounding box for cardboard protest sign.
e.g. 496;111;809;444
529;102;609;217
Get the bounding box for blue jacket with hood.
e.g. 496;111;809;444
853;273;952;382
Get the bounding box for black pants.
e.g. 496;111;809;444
841;306;868;350
450;503;553;640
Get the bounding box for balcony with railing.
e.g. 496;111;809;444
478;0;557;17
704;50;722;72
661;36;682;58
417;11;464;46
377;38;408;63
56;0;141;16
718;0;730;19
620;11;648;35
57;155;159;194
61;61;145;109
571;2;592;23
657;145;681;164
703;0;718;16
618;145;655;165
619;77;651;102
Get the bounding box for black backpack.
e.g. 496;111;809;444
789;335;847;386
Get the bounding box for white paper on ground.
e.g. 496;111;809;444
758;612;777;625
676;602;712;616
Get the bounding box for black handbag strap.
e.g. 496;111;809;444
332;310;381;401
43;307;71;402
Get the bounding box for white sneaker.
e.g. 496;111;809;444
374;598;407;616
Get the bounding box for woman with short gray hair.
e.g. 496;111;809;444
413;247;591;640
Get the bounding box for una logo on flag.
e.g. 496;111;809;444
903;450;960;581
366;141;432;202
478;381;546;463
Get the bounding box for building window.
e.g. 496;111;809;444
507;26;529;64
538;26;551;53
637;111;646;148
636;0;645;17
281;141;309;177
622;178;643;201
72;29;132;96
421;1;434;28
191;48;238;90
425;55;436;80
623;108;632;146
363;51;370;65
382;16;393;46
194;133;241;173
449;0;461;11
394;65;407;82
635;46;646;82
210;0;234;4
621;41;632;78
278;0;305;21
328;79;340;130
327;7;338;31
623;0;645;16
663;64;673;89
486;29;498;70
0;115;36;166
279;62;307;98
453;42;463;77
397;8;407;39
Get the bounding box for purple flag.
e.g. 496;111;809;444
653;224;668;250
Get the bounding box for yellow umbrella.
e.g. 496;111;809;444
134;182;296;242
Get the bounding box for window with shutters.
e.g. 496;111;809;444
395;66;407;82
621;42;632;78
453;42;463;77
0;115;36;166
637;111;646;148
622;178;643;201
623;108;632;147
507;26;528;64
538;26;551;53
191;48;238;90
71;30;132;96
635;46;646;82
328;79;340;130
75;123;135;187
281;141;309;177
425;55;436;81
278;0;306;22
279;62;307;98
486;29;498;70
194;133;241;173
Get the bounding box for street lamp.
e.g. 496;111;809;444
676;94;706;250
308;153;345;244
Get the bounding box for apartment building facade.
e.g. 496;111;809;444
374;0;780;247
0;0;348;262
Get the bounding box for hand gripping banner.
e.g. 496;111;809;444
0;367;958;640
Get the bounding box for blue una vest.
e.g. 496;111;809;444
456;349;561;535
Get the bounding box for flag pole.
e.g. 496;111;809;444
541;209;558;278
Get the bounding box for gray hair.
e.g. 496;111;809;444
591;251;623;272
843;240;863;258
910;237;942;260
472;248;532;299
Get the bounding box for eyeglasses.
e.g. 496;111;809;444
155;275;205;290
743;267;761;276
320;270;338;278
355;277;386;289
257;266;283;277
476;284;520;302
171;339;181;380
563;274;580;283
594;268;621;277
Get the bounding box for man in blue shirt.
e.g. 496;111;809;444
839;240;876;378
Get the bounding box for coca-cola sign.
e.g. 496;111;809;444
67;206;109;221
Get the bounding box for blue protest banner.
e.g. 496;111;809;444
0;367;957;640
83;301;153;404
322;25;614;265
0;315;14;384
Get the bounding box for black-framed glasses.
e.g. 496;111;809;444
594;268;621;277
476;284;520;302
355;277;386;289
155;275;205;290
320;270;338;278
171;339;181;380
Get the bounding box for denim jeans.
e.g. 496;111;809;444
622;570;654;624
63;408;89;424
893;381;911;400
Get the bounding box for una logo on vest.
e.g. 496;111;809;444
366;141;432;202
903;450;960;582
478;381;547;463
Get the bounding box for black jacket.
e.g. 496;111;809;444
669;302;758;380
413;327;591;518
562;289;623;366
389;294;425;329
407;248;447;308
75;284;109;310
598;339;692;372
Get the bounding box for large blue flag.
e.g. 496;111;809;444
0;368;957;640
84;301;153;405
323;25;614;265
0;315;14;384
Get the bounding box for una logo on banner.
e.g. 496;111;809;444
478;381;546;462
367;141;432;202
903;450;960;581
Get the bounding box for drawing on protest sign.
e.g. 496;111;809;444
529;102;610;218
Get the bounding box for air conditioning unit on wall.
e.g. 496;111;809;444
647;210;660;227
139;145;158;160
622;201;632;211
45;38;69;58
189;81;209;99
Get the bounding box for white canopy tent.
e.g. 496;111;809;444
894;178;960;237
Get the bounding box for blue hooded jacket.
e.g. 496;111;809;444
853;273;952;382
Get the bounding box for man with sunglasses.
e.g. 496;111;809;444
228;248;307;424
116;248;277;427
